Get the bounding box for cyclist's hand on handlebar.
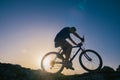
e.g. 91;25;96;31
81;37;84;42
77;43;82;46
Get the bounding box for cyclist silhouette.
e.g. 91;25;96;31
41;27;102;73
54;27;84;70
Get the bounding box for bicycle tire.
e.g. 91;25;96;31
41;52;64;74
79;49;103;72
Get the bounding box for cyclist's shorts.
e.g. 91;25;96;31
55;40;72;51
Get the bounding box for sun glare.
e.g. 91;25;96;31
37;55;51;69
43;57;52;69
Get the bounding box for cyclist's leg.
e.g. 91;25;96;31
59;41;72;60
63;41;72;61
61;41;74;70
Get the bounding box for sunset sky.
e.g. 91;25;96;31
0;0;120;75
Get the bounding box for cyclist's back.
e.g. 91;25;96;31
54;27;70;45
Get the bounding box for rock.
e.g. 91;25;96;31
100;66;115;73
0;63;120;80
116;65;120;72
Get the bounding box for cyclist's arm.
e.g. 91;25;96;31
69;37;77;45
73;32;83;41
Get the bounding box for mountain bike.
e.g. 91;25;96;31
41;36;103;74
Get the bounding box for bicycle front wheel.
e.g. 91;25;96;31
41;52;64;74
79;49;103;72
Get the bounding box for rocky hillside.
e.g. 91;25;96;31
0;63;120;80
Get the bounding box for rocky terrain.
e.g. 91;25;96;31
0;62;120;80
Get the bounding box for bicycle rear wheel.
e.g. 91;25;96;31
41;52;64;74
79;49;103;72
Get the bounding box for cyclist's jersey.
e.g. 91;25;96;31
54;27;71;42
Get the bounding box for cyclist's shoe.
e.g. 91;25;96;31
64;60;75;70
67;66;75;70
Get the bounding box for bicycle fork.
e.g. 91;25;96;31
84;53;92;61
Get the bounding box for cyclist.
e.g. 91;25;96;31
54;27;84;70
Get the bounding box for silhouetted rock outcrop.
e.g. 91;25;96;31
0;63;120;80
116;65;120;72
100;66;115;73
0;63;42;80
99;66;120;80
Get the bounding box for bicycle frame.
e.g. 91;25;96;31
70;45;84;62
59;43;85;63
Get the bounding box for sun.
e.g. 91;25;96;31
37;56;51;69
43;57;51;67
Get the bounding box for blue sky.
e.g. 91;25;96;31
0;0;120;75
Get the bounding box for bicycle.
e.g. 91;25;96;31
41;36;103;74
